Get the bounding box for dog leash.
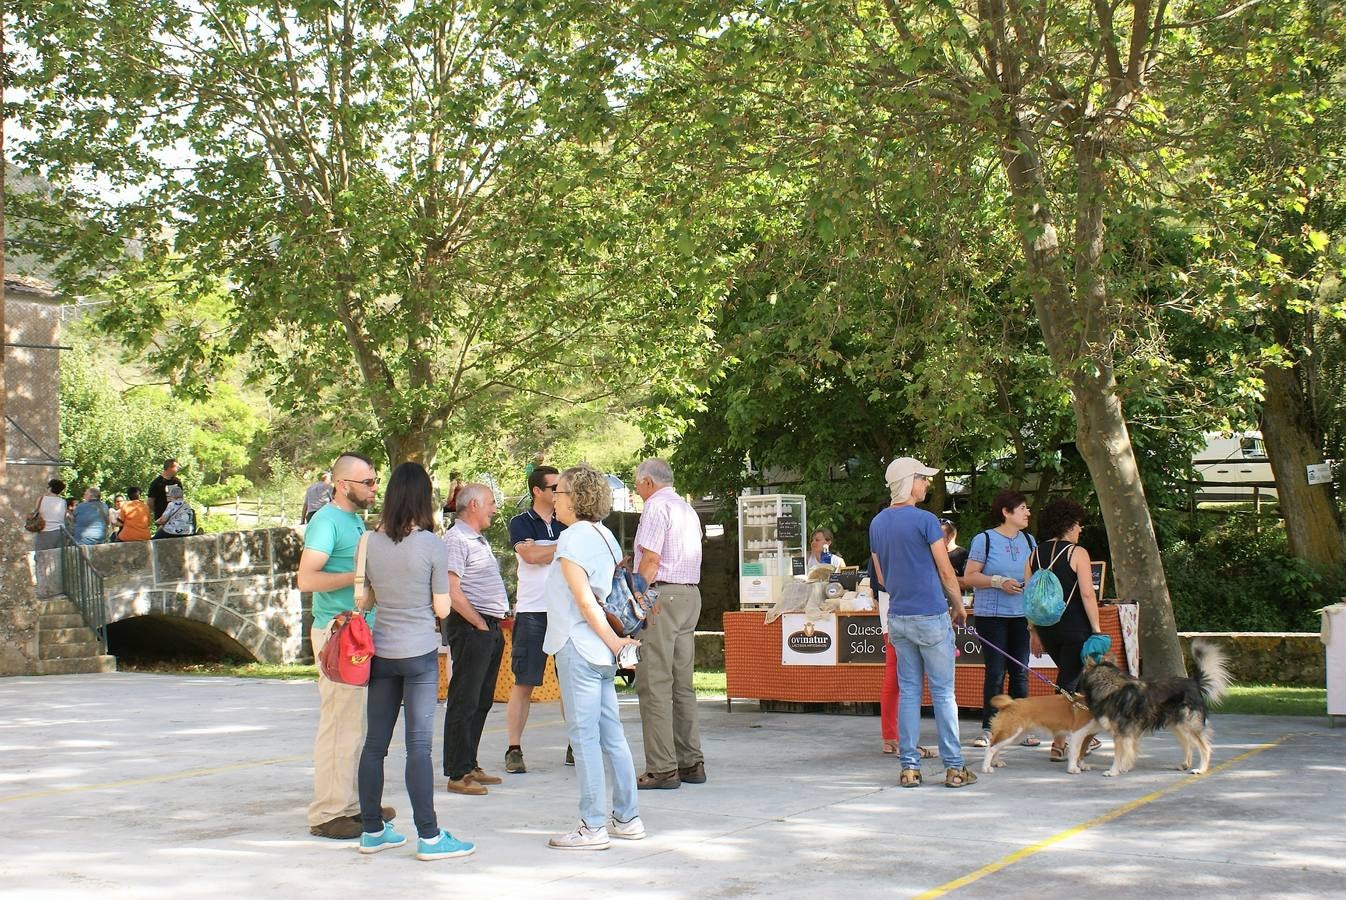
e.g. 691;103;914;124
970;626;1090;712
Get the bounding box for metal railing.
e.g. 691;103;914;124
59;528;109;653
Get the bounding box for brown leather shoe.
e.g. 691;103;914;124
467;767;502;785
637;770;681;790
310;816;362;839
341;805;396;828
678;762;707;784
446;776;488;795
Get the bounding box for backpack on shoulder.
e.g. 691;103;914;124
1024;542;1077;627
588;522;659;638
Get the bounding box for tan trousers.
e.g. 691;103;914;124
307;625;367;826
635;583;703;773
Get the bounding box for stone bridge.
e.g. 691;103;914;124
34;528;308;664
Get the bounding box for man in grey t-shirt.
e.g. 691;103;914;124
303;472;334;523
441;484;509;795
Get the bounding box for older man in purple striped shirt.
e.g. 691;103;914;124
632;458;706;790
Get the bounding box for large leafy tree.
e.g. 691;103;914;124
12;0;713;467
578;0;1344;674
1171;0;1346;567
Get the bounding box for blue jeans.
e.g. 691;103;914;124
555;640;639;829
889;613;964;770
359;650;440;839
975;615;1030;729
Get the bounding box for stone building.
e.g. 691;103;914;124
4;275;63;483
1;275;64;675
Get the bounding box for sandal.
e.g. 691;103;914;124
972;731;991;748
918;746;938;759
1049;743;1066;762
882;740;899;755
900;768;922;788
1019;734;1042;747
944;766;977;788
1083;737;1102;757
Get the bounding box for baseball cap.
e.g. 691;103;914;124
885;457;940;484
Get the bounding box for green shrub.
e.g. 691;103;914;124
198;511;246;534
195;475;253;507
1164;514;1341;631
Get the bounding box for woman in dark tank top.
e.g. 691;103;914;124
1028;498;1104;761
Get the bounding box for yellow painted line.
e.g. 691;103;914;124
0;715;570;806
917;733;1293;899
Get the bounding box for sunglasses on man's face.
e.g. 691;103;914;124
341;478;378;488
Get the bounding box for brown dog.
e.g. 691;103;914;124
981;693;1099;774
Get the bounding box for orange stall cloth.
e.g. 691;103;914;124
724;605;1130;708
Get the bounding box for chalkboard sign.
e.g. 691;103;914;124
776;511;801;541
791;556;806;576
836;615;884;664
1091;562;1108;598
953;618;984;666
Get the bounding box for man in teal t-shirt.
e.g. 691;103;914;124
298;452;379;839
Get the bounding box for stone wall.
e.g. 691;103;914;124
1179;632;1325;687
1;280;64;676
0;533;39;676
31;528;308;664
4;284;63;483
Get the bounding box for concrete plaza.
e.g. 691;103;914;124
2;673;1343;898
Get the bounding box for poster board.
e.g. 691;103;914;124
780;614;838;665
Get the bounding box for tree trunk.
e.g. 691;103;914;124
1260;360;1345;567
998;122;1186;676
1071;372;1185;675
384;428;439;469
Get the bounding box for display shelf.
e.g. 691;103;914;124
737;494;806;609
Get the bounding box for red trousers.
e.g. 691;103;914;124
881;637;900;741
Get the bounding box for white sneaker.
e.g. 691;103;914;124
609;815;647;840
548;823;610;851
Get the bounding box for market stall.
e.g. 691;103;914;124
724;603;1137;710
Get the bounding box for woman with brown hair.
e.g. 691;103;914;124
355;461;475;861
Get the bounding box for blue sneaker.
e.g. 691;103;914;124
358;822;407;854
417;830;475;861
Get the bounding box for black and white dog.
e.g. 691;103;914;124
1067;640;1231;777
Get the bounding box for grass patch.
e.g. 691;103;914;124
122;660;729;695
693;670;726;697
1212;685;1326;716
121;660;318;680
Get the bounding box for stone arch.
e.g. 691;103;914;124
105;586;286;664
105;614;259;665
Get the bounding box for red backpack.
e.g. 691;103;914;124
319;611;374;685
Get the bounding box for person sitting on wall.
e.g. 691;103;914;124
115;488;152;542
72;487;110;546
153;484;197;539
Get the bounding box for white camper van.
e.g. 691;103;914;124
1192;432;1277;502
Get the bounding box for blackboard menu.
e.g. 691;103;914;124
776;511;801;541
836;615;885;664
